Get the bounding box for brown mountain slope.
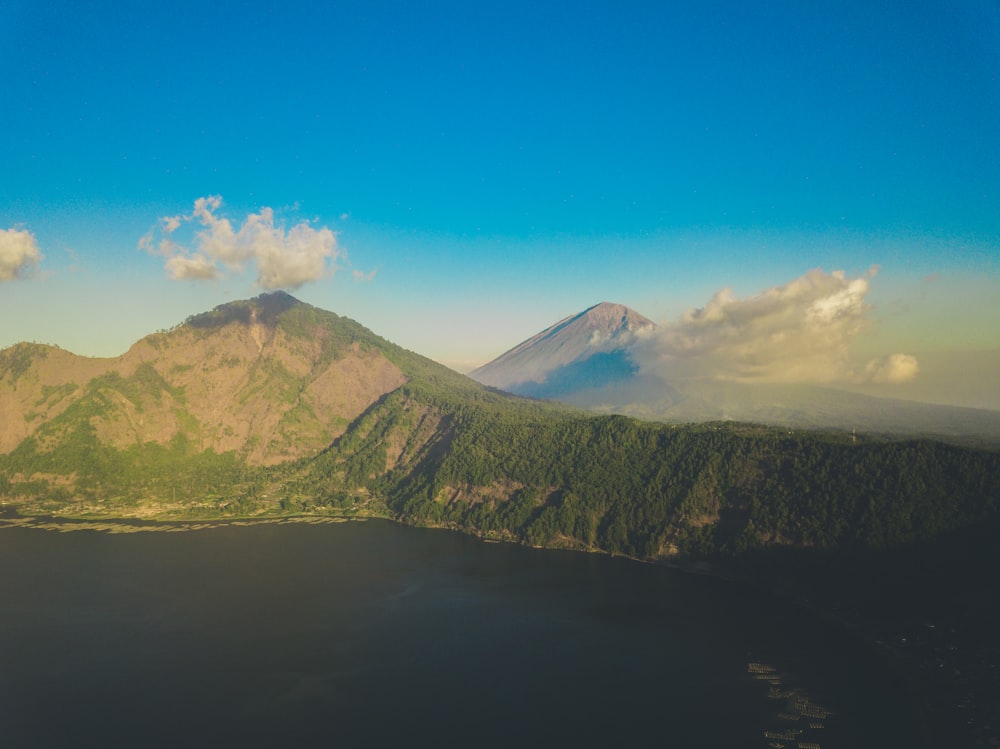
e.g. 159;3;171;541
0;293;407;465
0;343;112;452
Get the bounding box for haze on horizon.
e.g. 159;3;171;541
1;1;997;411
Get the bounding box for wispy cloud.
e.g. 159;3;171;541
139;196;340;290
0;228;43;282
632;267;918;385
352;268;377;283
864;353;919;384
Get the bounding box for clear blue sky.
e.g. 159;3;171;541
1;1;998;402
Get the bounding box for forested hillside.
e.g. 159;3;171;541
2;293;999;565
299;378;1000;561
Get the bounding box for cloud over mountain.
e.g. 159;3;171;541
864;353;920;384
0;228;42;282
140;196;340;290
632;267;918;385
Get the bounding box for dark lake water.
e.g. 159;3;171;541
0;520;921;748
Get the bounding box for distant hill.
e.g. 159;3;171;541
469;302;654;399
471;303;1000;444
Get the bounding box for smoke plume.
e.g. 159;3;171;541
864;353;920;384
632;268;918;385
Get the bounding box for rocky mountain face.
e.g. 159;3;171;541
0;292;408;465
469;302;654;399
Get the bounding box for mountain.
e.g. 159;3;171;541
3;292;998;748
1;292;997;555
472;303;1000;444
469;302;654;399
0;292;414;465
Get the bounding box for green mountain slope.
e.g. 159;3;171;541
3;292;998;748
301;379;1000;559
2;292;998;562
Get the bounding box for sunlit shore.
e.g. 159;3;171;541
0;513;360;534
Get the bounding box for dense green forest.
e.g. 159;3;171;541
6;366;997;565
301;379;1000;560
3;292;999;564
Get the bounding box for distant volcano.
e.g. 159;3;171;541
470;302;1000;443
469;302;654;399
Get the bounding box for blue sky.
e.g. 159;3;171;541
1;1;998;404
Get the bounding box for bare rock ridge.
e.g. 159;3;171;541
0;292;408;464
469;302;654;398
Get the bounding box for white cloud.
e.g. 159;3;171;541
165;253;223;281
863;353;919;384
0;228;43;282
141;196;340;290
632;267;918;385
352;268;377;283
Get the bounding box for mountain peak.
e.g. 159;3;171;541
183;291;303;330
470;302;654;395
0;292;421;463
578;302;654;333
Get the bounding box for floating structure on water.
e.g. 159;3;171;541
748;659;833;749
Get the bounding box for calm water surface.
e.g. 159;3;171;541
0;520;920;747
